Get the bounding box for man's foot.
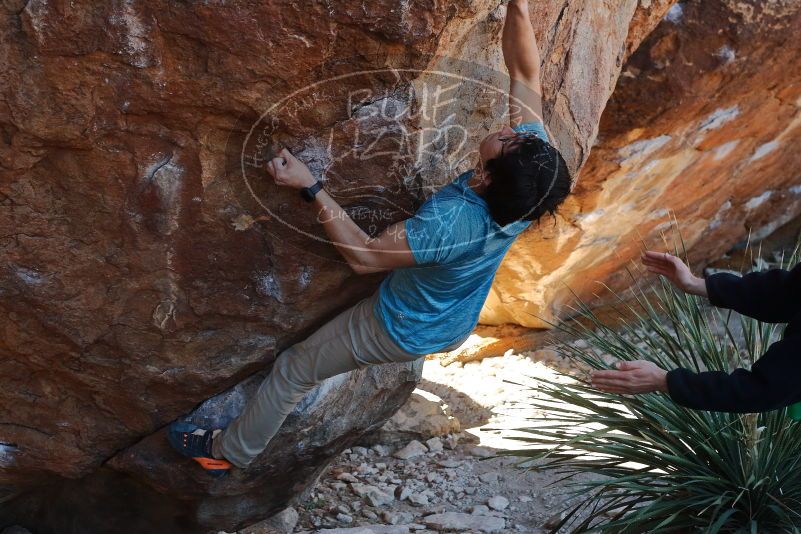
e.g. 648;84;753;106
167;422;232;478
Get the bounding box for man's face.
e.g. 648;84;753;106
478;125;518;171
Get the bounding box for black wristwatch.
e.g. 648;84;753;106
300;180;324;202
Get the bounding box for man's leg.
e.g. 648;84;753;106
213;292;420;468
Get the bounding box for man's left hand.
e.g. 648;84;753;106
267;148;318;190
591;360;669;395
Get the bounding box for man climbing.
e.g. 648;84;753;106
168;0;571;477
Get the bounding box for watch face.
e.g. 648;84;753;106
301;181;321;202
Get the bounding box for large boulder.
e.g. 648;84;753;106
1;0;671;531
482;0;801;326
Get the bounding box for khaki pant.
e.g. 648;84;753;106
214;291;466;468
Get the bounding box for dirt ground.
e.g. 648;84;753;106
291;348;596;533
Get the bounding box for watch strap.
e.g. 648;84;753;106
300;180;324;202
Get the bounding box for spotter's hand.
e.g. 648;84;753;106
641;251;707;296
266;148;317;190
591;360;669;395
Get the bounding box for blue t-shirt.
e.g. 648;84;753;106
375;121;550;354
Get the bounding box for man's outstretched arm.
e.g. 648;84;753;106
591;252;801;412
503;0;544;126
591;339;801;414
268;148;416;274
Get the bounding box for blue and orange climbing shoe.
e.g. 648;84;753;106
168;422;232;478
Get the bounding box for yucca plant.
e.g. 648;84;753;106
505;247;801;533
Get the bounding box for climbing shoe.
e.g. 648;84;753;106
167;422;232;478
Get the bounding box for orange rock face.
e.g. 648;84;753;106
482;0;801;327
1;0;675;531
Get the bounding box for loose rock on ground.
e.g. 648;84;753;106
289;349;593;533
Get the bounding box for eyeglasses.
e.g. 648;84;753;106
497;131;541;142
497;131;543;156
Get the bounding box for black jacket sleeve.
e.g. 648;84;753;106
705;263;801;323
666;337;801;413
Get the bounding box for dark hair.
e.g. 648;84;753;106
483;137;571;227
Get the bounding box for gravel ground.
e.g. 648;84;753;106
289;349;596;534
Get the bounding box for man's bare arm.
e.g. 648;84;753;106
267;148;416;274
503;0;544;125
313;191;416;274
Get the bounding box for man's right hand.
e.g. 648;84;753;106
641;251;708;297
267;148;317;190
